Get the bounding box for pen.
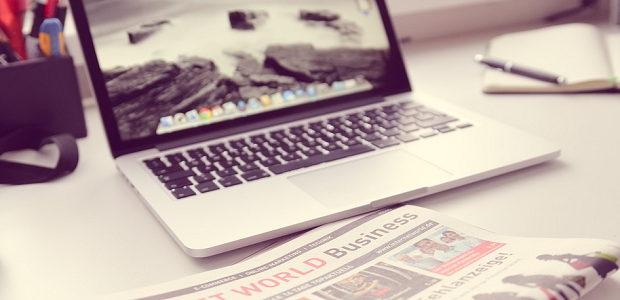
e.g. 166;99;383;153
0;0;28;59
44;0;59;19
474;54;568;85
1;27;21;62
38;17;66;57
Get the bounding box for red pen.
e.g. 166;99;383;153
44;0;59;19
0;0;28;59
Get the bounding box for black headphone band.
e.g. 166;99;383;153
0;127;79;185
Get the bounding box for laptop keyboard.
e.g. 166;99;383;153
142;101;471;199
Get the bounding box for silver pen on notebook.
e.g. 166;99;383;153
474;54;568;84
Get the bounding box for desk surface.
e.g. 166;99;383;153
1;19;619;300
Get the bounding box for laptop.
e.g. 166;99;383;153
69;0;560;257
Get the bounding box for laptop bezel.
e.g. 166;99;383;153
69;0;411;158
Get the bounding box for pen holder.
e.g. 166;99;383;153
0;56;87;138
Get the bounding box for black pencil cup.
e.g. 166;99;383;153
0;56;87;138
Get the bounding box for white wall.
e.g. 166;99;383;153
387;0;584;42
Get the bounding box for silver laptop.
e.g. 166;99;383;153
70;0;560;257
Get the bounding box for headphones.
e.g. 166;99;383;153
0;127;78;185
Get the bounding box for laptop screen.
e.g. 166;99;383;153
73;0;408;147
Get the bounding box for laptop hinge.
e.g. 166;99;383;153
155;95;384;151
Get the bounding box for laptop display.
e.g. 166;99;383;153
80;0;398;142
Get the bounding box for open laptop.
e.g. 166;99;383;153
69;0;560;257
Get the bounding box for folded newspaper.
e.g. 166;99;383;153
101;205;620;300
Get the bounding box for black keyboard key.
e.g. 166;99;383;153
372;138;400;149
166;153;186;164
268;144;374;175
281;144;299;153
216;169;237;177
341;138;361;147
208;143;228;154
208;153;226;163
171;186;195;199
381;127;402;137
152;164;183;176
382;104;400;114
226;148;242;158
241;169;270;182
358;124;375;134
239;162;259;172
195;181;219;193
187;148;207;158
260;149;279;158
239;154;260;164
417;116;457;128
420;131;438;138
417;106;447;116
144;158;165;169
322;143;341;152
300;140;320;148
414;112;435;121
397;116;418;125
260;157;279;167
337;129;359;139
398;101;419;109
269;130;287;140
287;135;302;143
396;133;420;143
281;152;301;161
398;108;419;117
218;160;239;169
193;173;216;183
196;164;218;174
361;132;382;141
302;148;321;157
400;123;420;132
250;134;268;144
165;178;192;190
267;140;282;148
219;175;242;187
229;139;248;149
186;159;205;167
383;113;401;120
159;170;195;182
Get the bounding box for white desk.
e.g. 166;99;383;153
1;20;619;300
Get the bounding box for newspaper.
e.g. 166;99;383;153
99;205;620;300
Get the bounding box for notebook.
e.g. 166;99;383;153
69;0;560;257
480;23;620;93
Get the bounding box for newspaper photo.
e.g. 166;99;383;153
98;205;620;300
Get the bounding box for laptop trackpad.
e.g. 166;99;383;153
288;149;452;209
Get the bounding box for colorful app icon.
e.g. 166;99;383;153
316;83;330;95
199;108;212;120
332;81;345;91
212;105;224;117
260;94;272;107
160;115;174;127
248;98;261;110
271;92;284;105
344;79;357;89
283;90;296;102
186;109;200;122
174;112;187;124
355;75;366;85
223;101;237;114
295;89;305;97
237;100;247;112
306;85;317;97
